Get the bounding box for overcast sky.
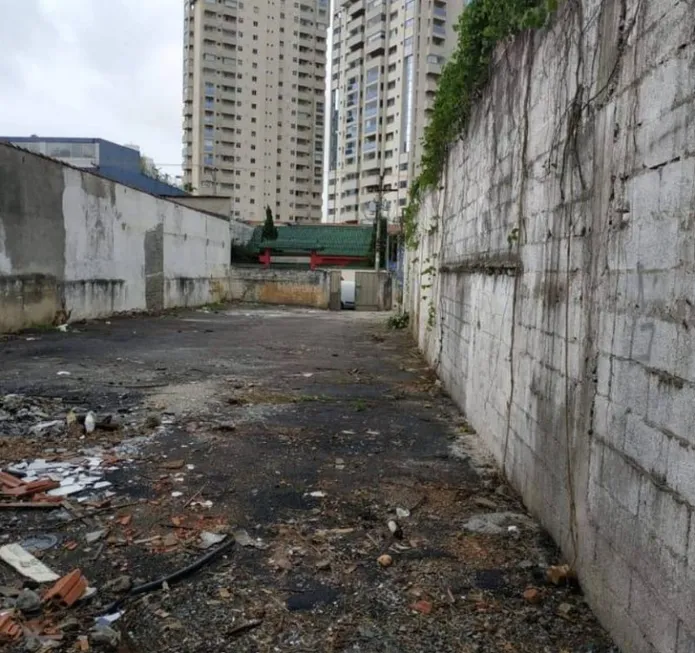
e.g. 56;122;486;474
0;0;183;176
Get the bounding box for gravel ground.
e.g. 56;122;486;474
0;306;618;652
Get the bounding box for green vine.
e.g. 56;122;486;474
402;0;559;248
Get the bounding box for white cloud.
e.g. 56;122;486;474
0;0;183;175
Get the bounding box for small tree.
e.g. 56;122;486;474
262;205;279;241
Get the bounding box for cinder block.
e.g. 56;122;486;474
593;533;632;606
647;375;695;447
610;358;650;416
602;447;642;514
624;413;669;478
592;395;628;449
666;438;695;505
638;476;689;556
629;573;679;653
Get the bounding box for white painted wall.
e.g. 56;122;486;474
0;144;233;329
406;1;695;651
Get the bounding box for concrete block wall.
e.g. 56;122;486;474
229;267;339;309
0;144;234;331
405;1;695;651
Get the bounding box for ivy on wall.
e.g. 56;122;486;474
403;0;559;248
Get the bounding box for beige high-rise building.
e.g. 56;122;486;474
326;0;464;224
183;0;329;223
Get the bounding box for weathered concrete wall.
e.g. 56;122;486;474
229;267;338;309
405;2;695;652
0;145;232;331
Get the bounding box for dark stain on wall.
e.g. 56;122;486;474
0;148;67;278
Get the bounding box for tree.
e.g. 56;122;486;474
262;205;279;241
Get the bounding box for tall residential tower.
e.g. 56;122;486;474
183;0;329;223
326;0;464;224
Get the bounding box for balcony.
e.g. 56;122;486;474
347;29;364;50
366;30;386;55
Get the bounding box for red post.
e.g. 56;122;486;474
259;248;271;268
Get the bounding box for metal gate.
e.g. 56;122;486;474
355;271;380;311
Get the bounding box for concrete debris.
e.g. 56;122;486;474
558;602;574;617
199;532;226;549
0;543;60;582
462;512;536;536
102;576;132;595
90;625;121;649
234;529;268;549
15;589;42;614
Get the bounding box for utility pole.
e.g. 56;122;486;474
369;171;396;272
374;171;384;272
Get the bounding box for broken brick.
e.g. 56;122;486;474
117;515;132;527
0;471;23;489
43;569;88;607
410;600;433;615
0;611;22;640
523;587;542;604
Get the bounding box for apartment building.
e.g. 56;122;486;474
183;0;329;223
326;0;464;224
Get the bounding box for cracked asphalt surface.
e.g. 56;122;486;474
0;307;617;652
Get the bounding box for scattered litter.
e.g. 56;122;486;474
396;507;410;519
335;458;345;470
48;483;86;497
0;543;60;582
20;534;58;553
29;420;64;436
234;529;268;550
56;370;71;376
56;325;68;333
367;430;380;436
199;532;226;549
302;372;314;378
316;559;331;570
84;412;96;434
85;530;107;544
305;490;327;498
547;564;577;586
44;569;89;607
377;554;393;568
387;520;403;539
507;525;520;537
95;612;123;627
171;491;184;498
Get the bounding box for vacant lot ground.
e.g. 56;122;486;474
0;307;616;652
